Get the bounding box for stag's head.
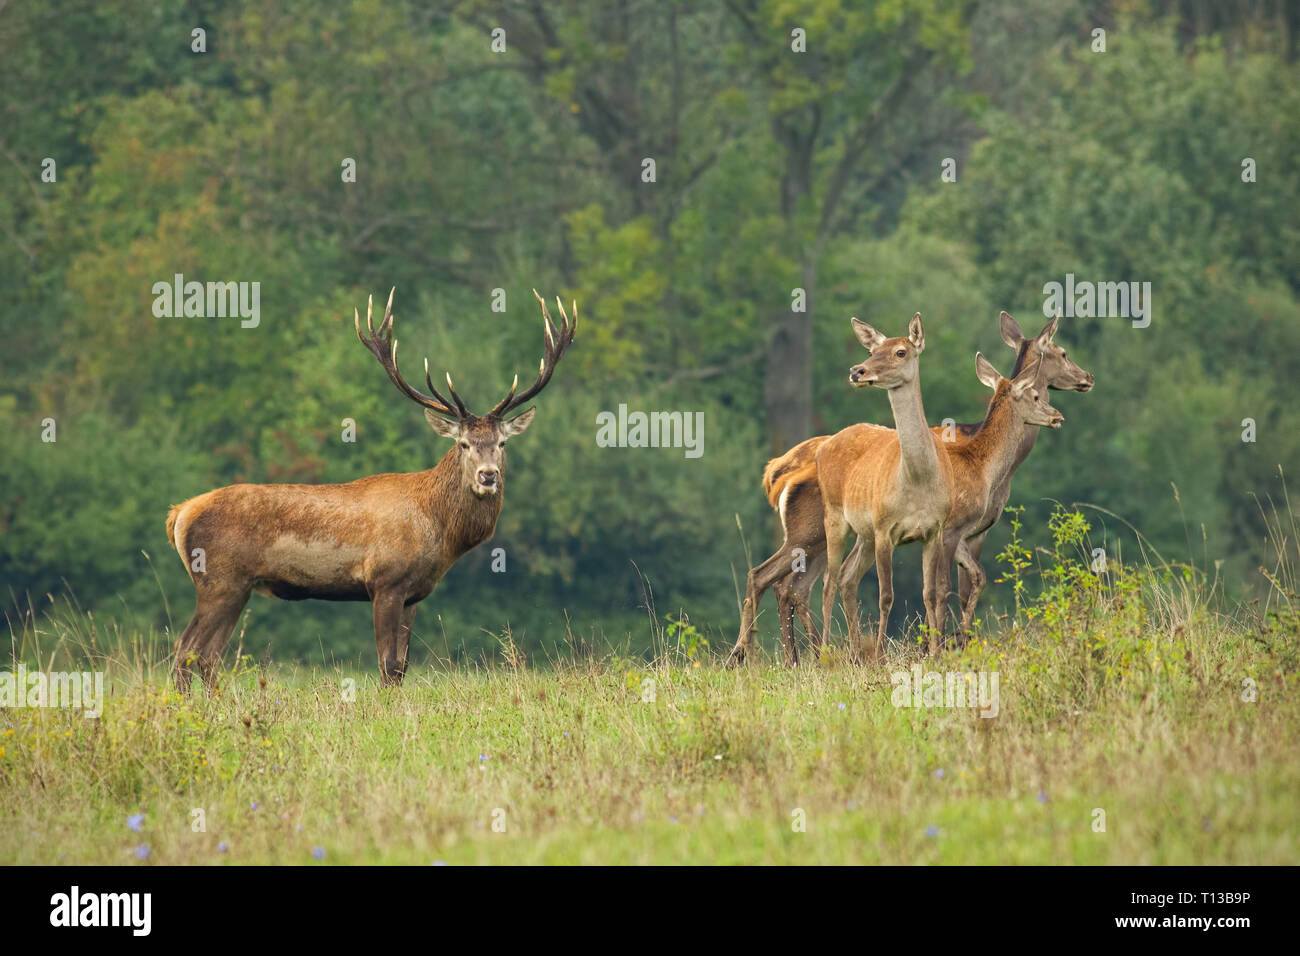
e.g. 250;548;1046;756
1000;311;1094;392
356;288;576;498
975;351;1065;429
847;312;925;389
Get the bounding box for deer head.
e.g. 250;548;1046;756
847;312;925;389
356;288;576;498
975;351;1065;429
999;311;1093;392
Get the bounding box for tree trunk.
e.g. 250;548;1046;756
763;258;814;457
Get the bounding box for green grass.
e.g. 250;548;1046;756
3;504;1298;864
1;627;1295;865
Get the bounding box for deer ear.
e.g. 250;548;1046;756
425;409;461;438
907;312;925;352
851;317;887;352
975;352;1002;390
1036;314;1060;345
1012;352;1043;394
500;406;536;437
999;311;1025;350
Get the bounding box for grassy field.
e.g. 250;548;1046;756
3;509;1298;865
2;623;1296;864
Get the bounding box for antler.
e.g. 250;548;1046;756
355;288;464;420
488;289;577;419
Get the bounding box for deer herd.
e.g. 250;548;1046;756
167;290;1092;691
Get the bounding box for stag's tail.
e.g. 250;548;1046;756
165;503;185;559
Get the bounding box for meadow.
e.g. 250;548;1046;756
3;507;1296;866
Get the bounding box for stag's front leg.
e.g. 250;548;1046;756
371;589;409;687
397;603;417;676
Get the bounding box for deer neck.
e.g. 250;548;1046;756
887;375;941;485
1006;344;1044;469
963;388;1031;492
420;449;504;556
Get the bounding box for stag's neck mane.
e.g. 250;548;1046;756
418;446;504;556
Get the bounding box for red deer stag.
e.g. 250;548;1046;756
166;289;575;691
732;313;1091;664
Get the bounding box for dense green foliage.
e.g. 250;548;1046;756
2;1;1296;665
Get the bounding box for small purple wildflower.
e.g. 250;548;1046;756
1037;789;1048;804
925;825;939;838
934;769;944;779
126;813;144;832
312;846;326;860
217;841;228;853
250;801;259;811
134;844;151;859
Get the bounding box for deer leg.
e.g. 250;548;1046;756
921;537;947;656
821;510;850;644
372;589;409;687
954;539;986;643
871;538;893;664
773;576;799;666
727;547;802;666
790;548;825;655
174;587;250;694
838;536;873;661
397;602;417;674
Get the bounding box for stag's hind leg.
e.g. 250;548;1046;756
174;586;251;693
372;589;411;687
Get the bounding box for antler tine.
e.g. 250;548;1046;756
444;372;470;417
490;288;578;418
354;288;462;419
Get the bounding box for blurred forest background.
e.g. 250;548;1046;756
2;0;1297;664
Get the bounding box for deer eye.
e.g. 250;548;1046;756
498;441;506;449
459;441;470;449
895;349;906;358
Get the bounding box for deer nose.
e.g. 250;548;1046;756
850;366;874;384
476;468;499;486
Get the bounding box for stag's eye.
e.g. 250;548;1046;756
498;442;506;449
459;441;470;450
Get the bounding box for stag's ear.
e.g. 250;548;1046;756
1035;313;1060;346
975;352;1002;390
907;312;925;352
500;406;537;438
425;409;461;438
999;311;1025;350
851;317;887;352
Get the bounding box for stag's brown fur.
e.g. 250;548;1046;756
168;289;574;691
